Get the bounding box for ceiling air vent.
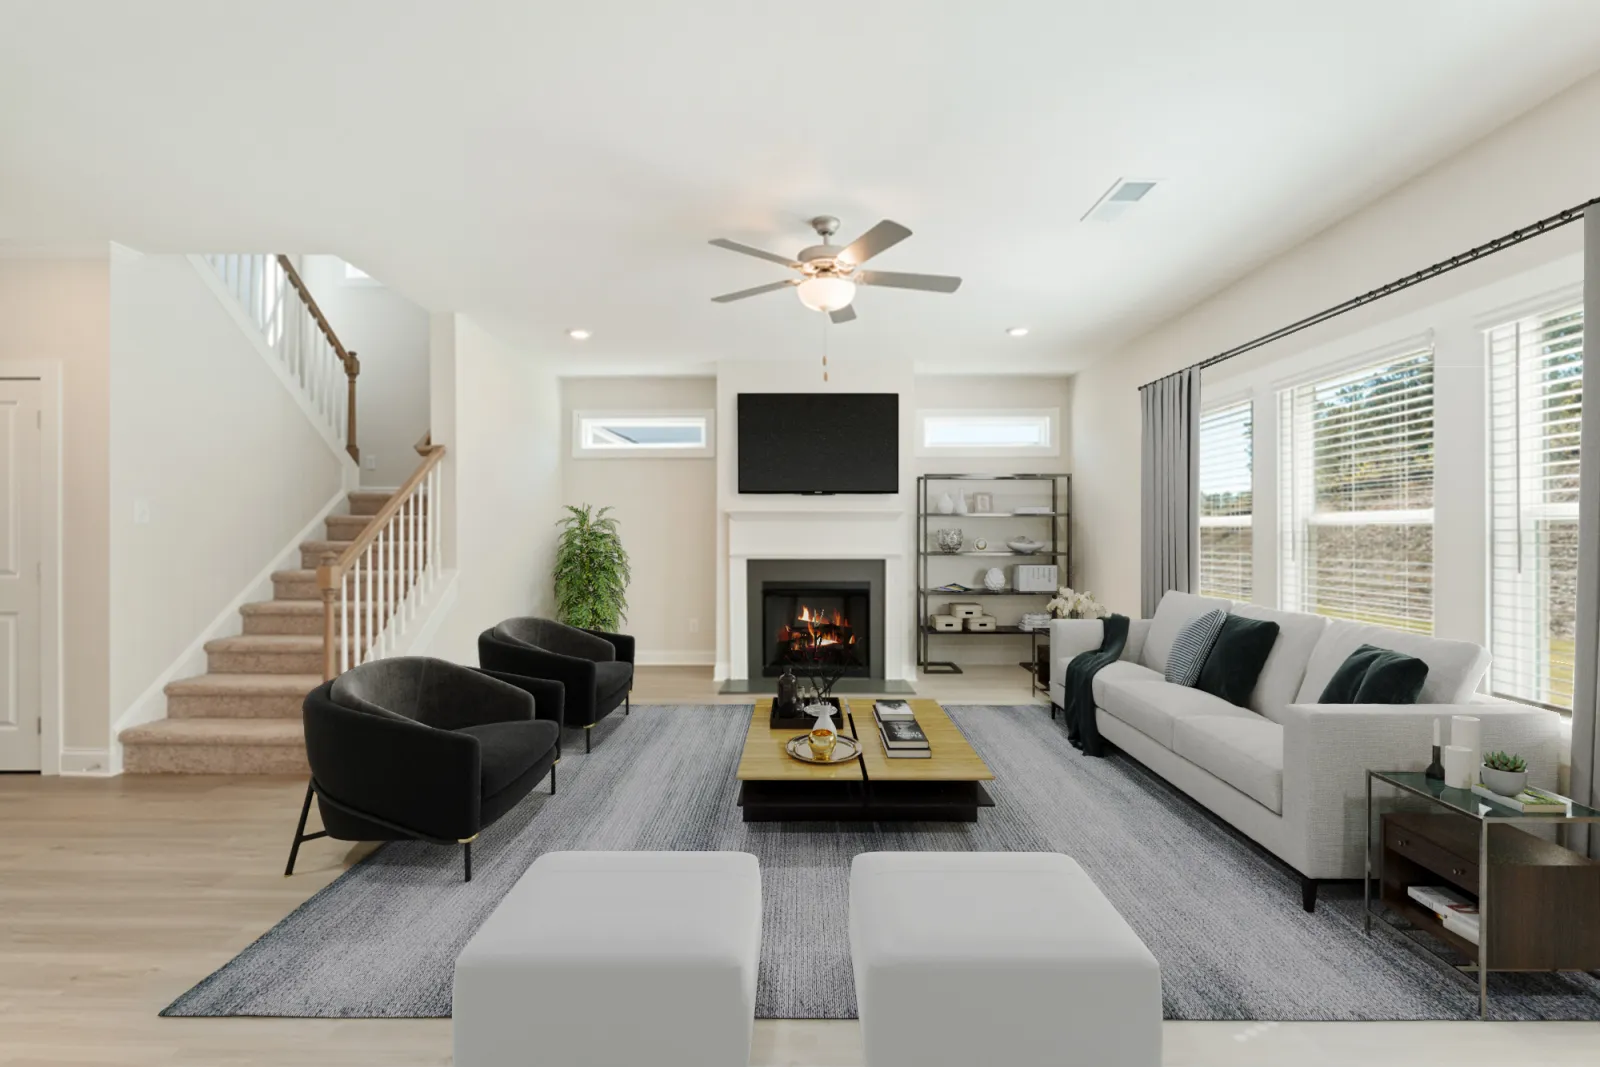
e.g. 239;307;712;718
1081;178;1159;222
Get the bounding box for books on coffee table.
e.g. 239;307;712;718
873;700;915;721
879;719;930;750
873;700;933;757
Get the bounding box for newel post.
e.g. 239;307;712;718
318;551;340;681
345;350;361;465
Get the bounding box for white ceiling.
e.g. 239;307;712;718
4;1;1600;374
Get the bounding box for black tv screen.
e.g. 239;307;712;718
737;393;899;494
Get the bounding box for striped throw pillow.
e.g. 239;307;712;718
1164;609;1227;687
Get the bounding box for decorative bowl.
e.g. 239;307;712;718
785;734;861;764
934;529;964;554
1006;537;1045;555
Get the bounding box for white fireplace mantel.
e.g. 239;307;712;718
725;508;910;681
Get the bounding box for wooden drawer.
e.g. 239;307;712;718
1385;818;1477;892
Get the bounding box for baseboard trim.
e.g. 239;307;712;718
60;747;116;777
635;650;716;667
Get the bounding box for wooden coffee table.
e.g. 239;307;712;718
735;698;994;822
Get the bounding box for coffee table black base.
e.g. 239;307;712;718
738;780;995;822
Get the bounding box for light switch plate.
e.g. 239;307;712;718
363;454;377;470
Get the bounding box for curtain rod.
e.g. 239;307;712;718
1141;194;1600;389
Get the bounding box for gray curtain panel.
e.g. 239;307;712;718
1571;205;1600;856
1140;366;1202;619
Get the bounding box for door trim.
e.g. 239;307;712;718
0;364;63;775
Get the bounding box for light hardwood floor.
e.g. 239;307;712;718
4;665;1598;1066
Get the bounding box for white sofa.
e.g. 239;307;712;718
1048;591;1563;910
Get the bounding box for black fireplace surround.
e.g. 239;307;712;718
746;560;886;681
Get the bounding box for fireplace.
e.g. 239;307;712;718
760;583;870;679
744;559;887;682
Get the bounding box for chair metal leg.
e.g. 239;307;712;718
550;765;557;794
463;841;472;883
284;779;328;877
585;725;593;753
1301;876;1318;913
625;693;630;715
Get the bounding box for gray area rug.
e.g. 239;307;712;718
163;703;1600;1021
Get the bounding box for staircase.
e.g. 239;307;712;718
119;489;394;774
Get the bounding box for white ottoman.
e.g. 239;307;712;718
453;851;762;1067
849;852;1161;1067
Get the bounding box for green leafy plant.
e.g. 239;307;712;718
1483;750;1526;773
554;504;631;632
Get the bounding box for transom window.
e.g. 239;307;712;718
916;409;1057;456
573;411;714;457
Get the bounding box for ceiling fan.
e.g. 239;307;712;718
708;215;962;323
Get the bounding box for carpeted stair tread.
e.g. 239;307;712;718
240;600;324;616
120;717;304;746
165;673;322;696
347;490;395;515
205;635;328;653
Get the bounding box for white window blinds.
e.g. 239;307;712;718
1279;350;1435;634
1487;304;1583;710
1198;400;1253;601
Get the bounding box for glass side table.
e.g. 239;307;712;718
1364;770;1600;1019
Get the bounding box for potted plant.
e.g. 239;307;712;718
1480;750;1528;797
1046;587;1107;621
554;504;631;631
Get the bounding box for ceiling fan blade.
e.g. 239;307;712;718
856;270;962;293
710;279;798;303
837;220;912;266
829;305;857;324
708;238;798;267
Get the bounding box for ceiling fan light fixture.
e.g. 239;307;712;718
796;275;856;313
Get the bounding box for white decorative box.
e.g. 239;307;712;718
947;602;984;619
930;614;961;632
1014;564;1058;593
965;615;996;632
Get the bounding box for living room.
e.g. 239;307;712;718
6;3;1600;1066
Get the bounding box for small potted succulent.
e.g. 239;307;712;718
1480;751;1528;797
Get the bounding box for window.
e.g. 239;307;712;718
1487;303;1583;710
916;409;1057;456
572;411;714;457
1198;400;1253;601
1279;349;1435;634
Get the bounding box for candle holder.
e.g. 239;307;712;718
1425;745;1445;780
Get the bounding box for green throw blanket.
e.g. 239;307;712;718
1062;613;1129;757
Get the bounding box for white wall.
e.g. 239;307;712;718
426;315;562;663
560;376;716;664
1072;68;1600;616
0;255;110;758
299;256;431;487
914;374;1073;666
108;248;347;719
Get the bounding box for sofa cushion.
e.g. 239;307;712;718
595;659;633;701
1090;659;1164;704
458;719;561;799
1226;604;1328;722
1319;644;1429;704
1295;621;1489;705
1164;609;1227;687
1171;716;1284;814
1196;614;1280;708
1097;672;1260;751
1141;591;1234;675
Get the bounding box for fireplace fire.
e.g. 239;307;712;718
760;583;870;679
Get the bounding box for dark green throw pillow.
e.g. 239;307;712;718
1197;616;1280;707
1318;643;1429;704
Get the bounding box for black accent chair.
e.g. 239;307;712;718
286;656;563;882
478;618;634;753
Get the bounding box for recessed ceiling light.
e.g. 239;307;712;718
1006;326;1029;337
567;328;591;340
1082;177;1160;222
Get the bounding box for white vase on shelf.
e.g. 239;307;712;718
983;567;1006;591
953;491;968;515
936;492;955;514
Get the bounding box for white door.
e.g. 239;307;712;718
0;379;42;771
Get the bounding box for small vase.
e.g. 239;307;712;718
1425;745;1445;781
936;492;955;514
953;491;968;515
983;567;1006;591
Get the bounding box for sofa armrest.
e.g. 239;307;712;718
1123;618;1150;664
1048;619;1103;664
1277;701;1563;879
473;668;565;729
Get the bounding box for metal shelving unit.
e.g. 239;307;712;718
917;472;1071;676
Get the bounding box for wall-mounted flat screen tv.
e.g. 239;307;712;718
737;392;899;494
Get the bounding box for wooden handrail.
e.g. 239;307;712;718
413;429;432;455
277;254;361;464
